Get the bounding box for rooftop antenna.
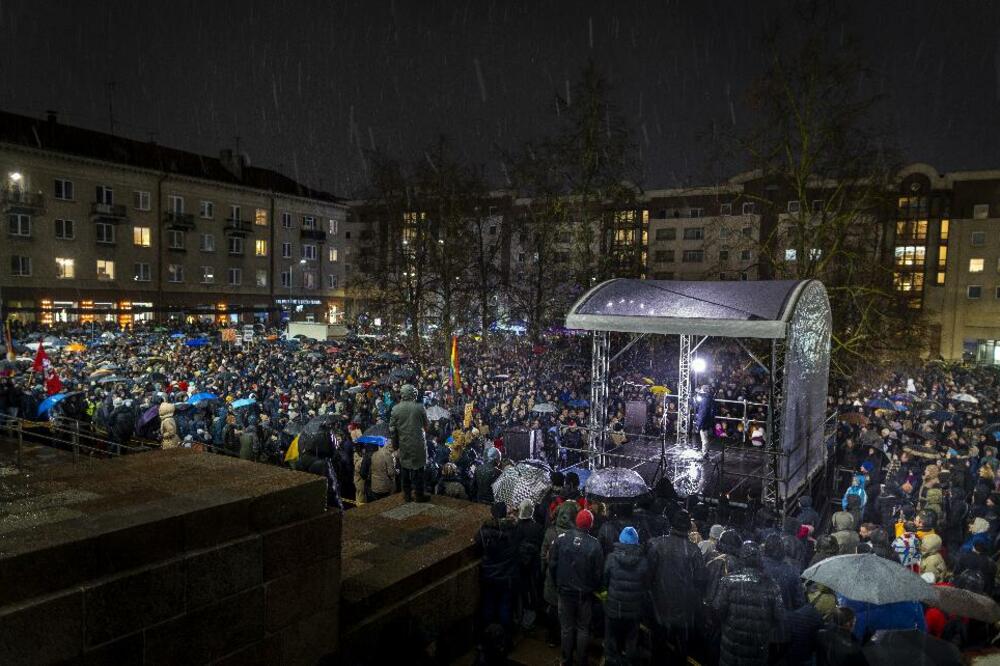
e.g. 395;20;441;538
106;80;118;134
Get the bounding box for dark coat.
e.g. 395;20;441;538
695;394;716;431
389;399;429;470
474;463;500;503
784;602;824;666
815;627;866;666
478;518;520;583
705;530;743;604
548;527;604;596
603;542;651;620
647;531;708;627
713;566;786;666
762;535;805;610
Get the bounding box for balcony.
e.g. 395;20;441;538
300;228;327;243
164;211;196;230
2;188;44;214
224;218;252;236
91;202;128;223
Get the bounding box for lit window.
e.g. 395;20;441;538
200;266;214;284
894;246;926;267
255;239;268;256
56;257;75;279
255;208;268;226
328;248;338;262
96;260;115;280
936;272;946;286
255;269;267;287
809;248;823;260
969;258;985;273
133;226;151;247
329;219;339;235
940;219;949;241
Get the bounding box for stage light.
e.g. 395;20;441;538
692;357;707;373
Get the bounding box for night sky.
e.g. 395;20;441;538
2;1;998;196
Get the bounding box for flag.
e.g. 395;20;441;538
449;335;461;392
3;318;14;361
32;339;50;372
44;369;62;396
284;434;300;463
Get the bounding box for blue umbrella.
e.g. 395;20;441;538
926;410;955;423
356;435;388;447
231;398;256;409
185;338;209;348
892;394;916;403
169;332;185;339
188;392;219;404
37;393;68;417
565;399;590;408
866;399;894;410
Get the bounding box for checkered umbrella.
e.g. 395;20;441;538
491;460;551;508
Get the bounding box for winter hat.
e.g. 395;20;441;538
491;502;507;521
709;524;725;541
575;509;594;531
970;517;990;534
619;526;639;545
860;460;874;474
518;500;534;520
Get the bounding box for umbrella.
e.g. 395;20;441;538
649;385;670;396
584;467;650;501
185;338;209;348
919;400;944;411
390;366;417;381
930;584;1000;623
145;372;168;383
491;460;552;507
531;402;558;414
97;375;126;384
950;393;978;404
137;405;160;428
37;393;68;417
565;398;590;408
904;429;942;442
303;414;341;434
356;435;388;447
231;398;256;409
378;352;402;362
169;332;186;339
838;412;869;426
863;629;961;666
801;553;935;605
283;419;305;436
426;405;451;421
89;368;114;379
925;410;955;423
982;423;1000;435
891;394;915;403
188;392;219;404
364;422;389;438
346;385;367;394
866;398;895;410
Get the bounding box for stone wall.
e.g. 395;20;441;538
0;450;340;665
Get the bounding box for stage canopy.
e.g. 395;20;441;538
565;279;816;339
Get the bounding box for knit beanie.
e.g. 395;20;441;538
619;526;639;545
575;509;594;531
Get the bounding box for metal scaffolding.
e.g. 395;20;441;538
762;338;786;508
675;334;692;450
588;331;610;469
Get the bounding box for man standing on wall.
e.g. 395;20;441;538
390;384;431;502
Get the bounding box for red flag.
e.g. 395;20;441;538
32;340;50;372
45;369;63;396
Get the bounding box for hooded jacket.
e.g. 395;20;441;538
714;561;786;666
542;501;578;606
549;526;604;596
841;474;868;511
919;533;947;581
831;511;860;555
797;496;820;528
159;402;180;449
647;529;708;627
603;542;651;619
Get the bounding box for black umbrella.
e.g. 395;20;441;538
283;419;305;437
390;366;417;381
145;372;168;383
364;422;389;438
863;629;961;666
930;584;1000;623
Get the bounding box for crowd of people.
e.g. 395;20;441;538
4;319;1000;664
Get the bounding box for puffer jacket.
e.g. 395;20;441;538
159;402;180;449
647;530;708;627
603;542;650;619
762;534;805;610
830;511;859;554
714;565;786;666
542;501;578;606
478;517;520;583
549;527;604;596
705;530;742;604
920;533;947;581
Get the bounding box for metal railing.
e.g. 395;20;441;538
0;414;155;467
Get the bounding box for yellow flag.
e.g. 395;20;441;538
284;434;300;463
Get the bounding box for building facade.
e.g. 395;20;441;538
0;111;348;325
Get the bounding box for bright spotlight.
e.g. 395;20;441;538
691;357;707;373
9;172;22;183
